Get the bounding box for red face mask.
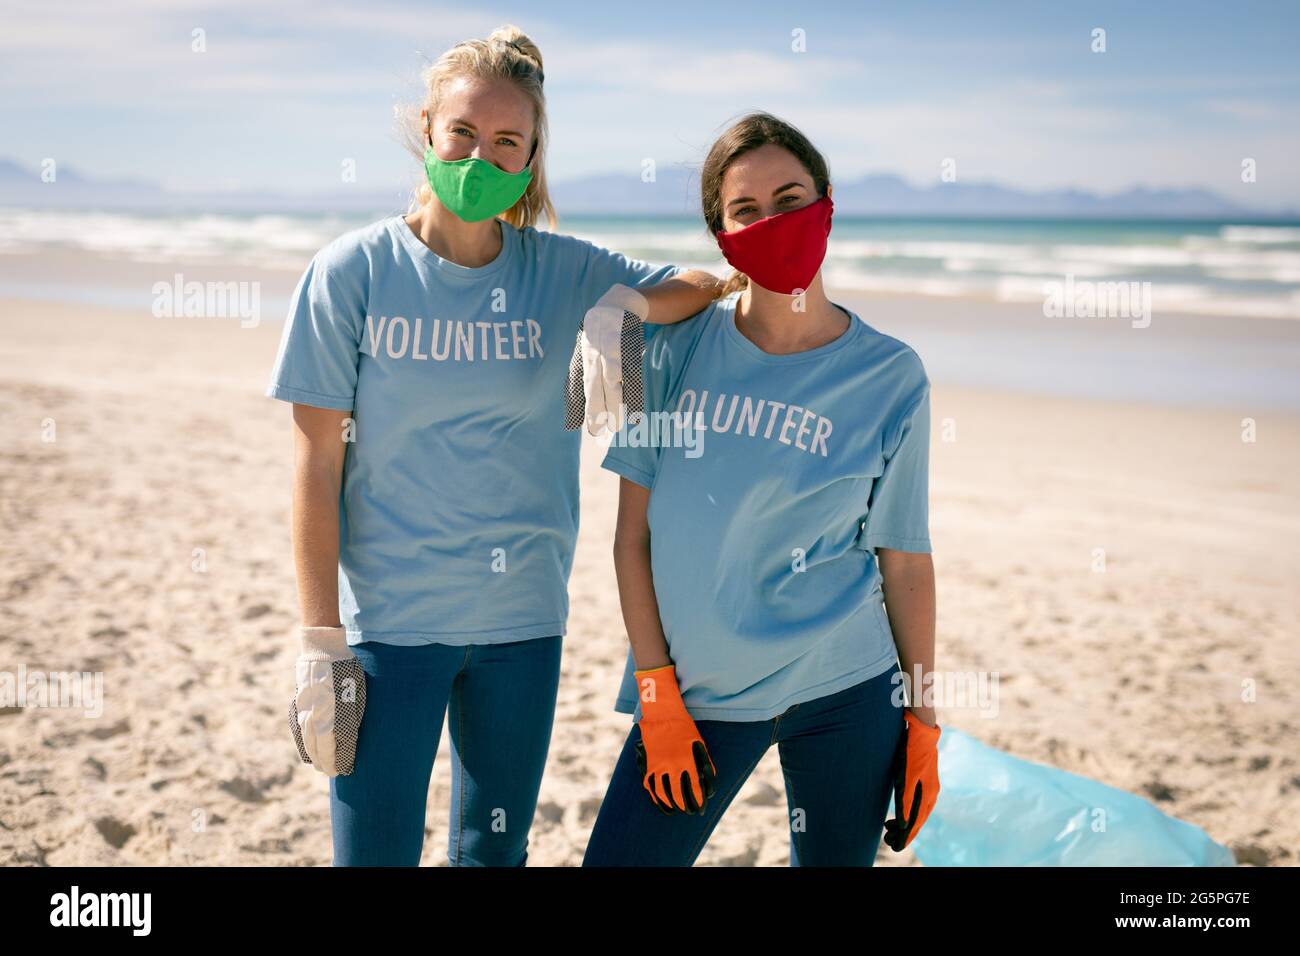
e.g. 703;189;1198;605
715;193;833;295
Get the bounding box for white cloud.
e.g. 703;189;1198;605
2;5;1297;205
538;39;869;96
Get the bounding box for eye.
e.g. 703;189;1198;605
451;125;473;137
778;193;800;204
496;137;520;148
734;205;757;217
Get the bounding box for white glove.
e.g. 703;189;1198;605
288;625;366;776
564;283;649;436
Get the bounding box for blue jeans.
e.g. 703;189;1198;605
329;635;562;866
582;663;905;866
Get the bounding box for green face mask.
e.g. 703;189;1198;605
423;146;533;222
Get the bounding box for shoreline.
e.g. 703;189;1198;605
5;290;1297;413
5;256;1298;413
6;243;1300;322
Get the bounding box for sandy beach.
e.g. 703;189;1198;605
1;286;1297;867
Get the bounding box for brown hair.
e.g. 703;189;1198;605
397;24;557;230
700;112;831;296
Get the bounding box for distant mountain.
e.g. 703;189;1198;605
548;167;1268;218
0;157;1288;219
0;159;409;214
0;157;167;205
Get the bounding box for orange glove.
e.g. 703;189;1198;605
633;664;717;815
883;709;941;851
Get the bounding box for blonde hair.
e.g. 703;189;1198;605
397;24;556;230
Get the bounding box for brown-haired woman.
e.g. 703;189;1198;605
584;112;941;866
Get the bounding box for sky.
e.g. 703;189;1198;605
2;0;1298;207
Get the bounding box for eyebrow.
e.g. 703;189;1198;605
727;182;805;209
447;117;526;139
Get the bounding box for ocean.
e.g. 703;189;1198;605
2;208;1300;320
3;207;1298;410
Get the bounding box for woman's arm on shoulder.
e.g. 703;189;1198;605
641;270;727;325
572;234;724;326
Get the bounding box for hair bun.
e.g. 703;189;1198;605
500;37;544;83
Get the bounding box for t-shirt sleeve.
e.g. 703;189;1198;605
860;385;933;553
265;248;367;411
580;240;684;302
599;303;714;489
599;327;672;489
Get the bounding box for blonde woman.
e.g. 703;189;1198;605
270;25;722;866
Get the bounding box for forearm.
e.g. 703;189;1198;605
879;551;937;724
292;467;342;627
642;270;726;324
612;529;672;671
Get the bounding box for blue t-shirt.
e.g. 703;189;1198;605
601;293;932;721
267;215;680;645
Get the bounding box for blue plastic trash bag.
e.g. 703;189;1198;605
908;728;1236;866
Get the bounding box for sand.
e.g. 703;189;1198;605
1;291;1297;866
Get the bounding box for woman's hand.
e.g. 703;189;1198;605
289;625;367;776
883;709;941;851
633;663;717;815
569;284;648;435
